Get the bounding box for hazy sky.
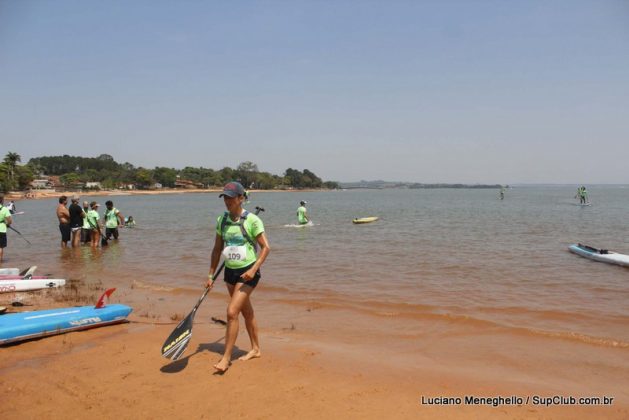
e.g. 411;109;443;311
1;1;628;183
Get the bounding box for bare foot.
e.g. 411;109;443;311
238;349;261;361
213;359;231;373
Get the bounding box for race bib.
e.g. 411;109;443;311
222;245;247;262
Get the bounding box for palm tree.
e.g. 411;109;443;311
3;152;21;190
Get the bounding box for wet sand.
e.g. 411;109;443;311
1;288;627;419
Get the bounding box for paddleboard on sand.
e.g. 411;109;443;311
352;216;379;224
0;279;65;293
0;266;37;276
568;244;629;267
0;288;132;345
0;275;50;280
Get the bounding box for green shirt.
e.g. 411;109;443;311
297;206;308;224
86;209;100;230
216;211;264;269
0;206;10;233
105;207;121;228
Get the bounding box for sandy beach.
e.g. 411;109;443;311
1;287;627;419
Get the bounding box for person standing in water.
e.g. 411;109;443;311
499;187;505;200
0;195;13;262
86;201;102;247
207;181;271;373
6;200;16;214
56;195;71;248
297;200;309;225
68;195;85;248
103;200;124;240
81;201;91;244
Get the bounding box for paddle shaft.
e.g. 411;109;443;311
8;225;31;245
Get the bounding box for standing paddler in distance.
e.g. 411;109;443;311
297;200;309;225
579;186;589;204
207;181;271;373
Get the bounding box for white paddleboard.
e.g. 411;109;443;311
0;279;66;293
283;221;315;228
0;266;37;276
569;244;629;267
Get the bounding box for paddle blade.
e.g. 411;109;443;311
161;313;194;360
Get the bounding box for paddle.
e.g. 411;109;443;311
161;205;265;361
8;226;31;245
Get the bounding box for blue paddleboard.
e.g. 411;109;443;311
0;303;132;345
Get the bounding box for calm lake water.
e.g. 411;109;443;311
3;186;629;346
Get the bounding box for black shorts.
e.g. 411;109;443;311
59;223;71;242
105;227;119;239
0;232;6;248
81;228;91;243
224;263;261;288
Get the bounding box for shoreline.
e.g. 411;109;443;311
5;187;330;201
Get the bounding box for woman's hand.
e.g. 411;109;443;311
240;268;256;281
206;273;215;289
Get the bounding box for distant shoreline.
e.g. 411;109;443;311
5;188;330;201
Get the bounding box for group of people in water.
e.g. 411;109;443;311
55;195;133;248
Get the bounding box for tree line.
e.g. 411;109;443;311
0;152;338;192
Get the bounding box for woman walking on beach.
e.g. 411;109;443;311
207;181;270;373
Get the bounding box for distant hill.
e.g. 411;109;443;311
338;180;503;189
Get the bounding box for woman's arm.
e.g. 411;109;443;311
207;234;224;286
241;232;270;280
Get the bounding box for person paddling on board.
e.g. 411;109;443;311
207;181;271;373
297;200;309;225
499;187;505;200
577;185;589;204
0;195;13;262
